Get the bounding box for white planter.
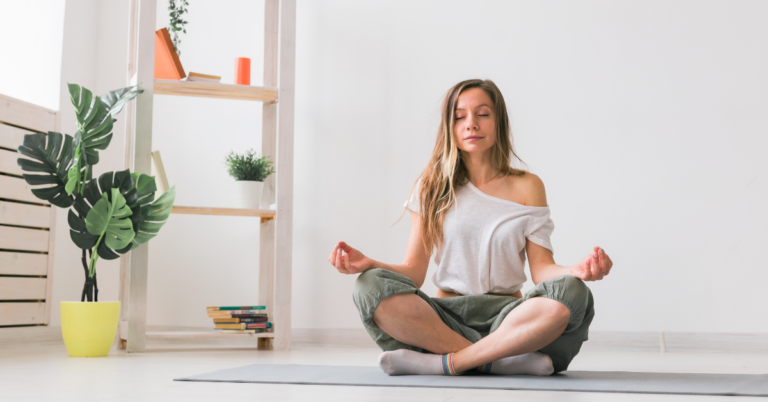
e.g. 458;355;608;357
234;180;264;209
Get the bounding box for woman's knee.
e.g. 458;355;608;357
545;275;594;330
352;268;419;324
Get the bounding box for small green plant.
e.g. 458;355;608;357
225;149;275;182
168;0;189;56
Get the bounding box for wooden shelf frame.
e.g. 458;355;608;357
170;205;276;220
118;0;295;351
154;79;278;102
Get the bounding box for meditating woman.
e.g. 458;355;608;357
327;79;613;376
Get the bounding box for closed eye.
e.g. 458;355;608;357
456;114;489;120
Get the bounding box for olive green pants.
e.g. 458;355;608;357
352;269;595;373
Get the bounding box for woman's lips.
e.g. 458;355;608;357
465;136;483;142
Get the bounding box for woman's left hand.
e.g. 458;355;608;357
569;246;613;281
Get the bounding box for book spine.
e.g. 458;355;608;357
207;313;269;319
245;322;272;329
207;306;266;311
212;317;268;323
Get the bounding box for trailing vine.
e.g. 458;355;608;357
168;0;189;56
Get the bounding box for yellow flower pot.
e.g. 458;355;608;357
60;301;120;357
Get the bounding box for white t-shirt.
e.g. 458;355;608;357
403;178;554;295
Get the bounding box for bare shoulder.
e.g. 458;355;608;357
509;172;547;207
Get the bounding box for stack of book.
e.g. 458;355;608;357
207;306;272;334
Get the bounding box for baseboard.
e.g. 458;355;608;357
1;325;767;353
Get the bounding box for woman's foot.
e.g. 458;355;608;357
486;352;554;376
378;349;554;376
378;350;444;375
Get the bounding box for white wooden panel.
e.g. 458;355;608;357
0;277;47;300
43;204;56;324
0;175;49;205
0;123;33;151
273;0;296;352
126;0;158;353
0;148;25;176
0;94;57;133
0;201;51;228
0;302;46;325
0;251;48;275
0;225;49;252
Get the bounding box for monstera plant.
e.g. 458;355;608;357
16;83;176;303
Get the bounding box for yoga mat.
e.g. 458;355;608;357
174;364;768;396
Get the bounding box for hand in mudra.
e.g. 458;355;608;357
570;246;613;281
328;241;373;275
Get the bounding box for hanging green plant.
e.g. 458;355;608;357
168;0;189;56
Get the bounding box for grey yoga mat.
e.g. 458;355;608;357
174;364;768;396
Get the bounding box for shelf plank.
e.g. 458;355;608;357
171;205;276;219
146;330;274;339
154;79;278;102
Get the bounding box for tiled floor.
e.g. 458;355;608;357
1;327;766;401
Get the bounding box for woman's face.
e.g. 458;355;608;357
453;87;496;155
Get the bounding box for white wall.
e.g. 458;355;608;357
8;0;768;334
0;0;65;110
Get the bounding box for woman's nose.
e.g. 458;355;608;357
465;115;478;130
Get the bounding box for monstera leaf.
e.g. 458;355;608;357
65;83;115;195
118;172;176;252
128;185;175;249
69;170;138;262
16;132;81;208
100;85;143;117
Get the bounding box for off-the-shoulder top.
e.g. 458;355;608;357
403;178;555;295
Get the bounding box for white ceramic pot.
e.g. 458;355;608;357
234;180;264;209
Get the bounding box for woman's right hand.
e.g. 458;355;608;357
328;241;373;275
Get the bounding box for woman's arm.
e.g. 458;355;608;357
329;210;431;288
528;242;613;284
522;173;613;284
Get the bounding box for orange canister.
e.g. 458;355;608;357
235;57;251;85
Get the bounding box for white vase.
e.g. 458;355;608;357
234;180;264;209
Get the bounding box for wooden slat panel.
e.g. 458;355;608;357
0;302;46;325
0;123;33;151
0;277;47;300
0;251;48;275
0;225;49;252
0;201;51;228
0;148;24;176
0;175;49;204
0;94;57;133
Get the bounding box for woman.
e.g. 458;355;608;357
327;79;613;376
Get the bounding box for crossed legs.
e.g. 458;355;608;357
373;292;570;374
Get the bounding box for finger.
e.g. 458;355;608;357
590;255;600;279
328;244;339;265
598;249;607;274
335;249;343;270
343;250;350;272
583;259;593;281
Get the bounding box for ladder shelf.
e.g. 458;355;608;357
118;0;294;352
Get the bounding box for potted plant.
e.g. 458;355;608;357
224;149;274;209
16;83;177;357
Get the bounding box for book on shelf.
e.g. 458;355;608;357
207;306;266;311
207;310;266;317
154;28;185;80
215;322;272;330
207;313;268;319
222;329;270;334
213;317;268;323
186;72;222;82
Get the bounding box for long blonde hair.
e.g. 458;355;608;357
398;79;528;253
